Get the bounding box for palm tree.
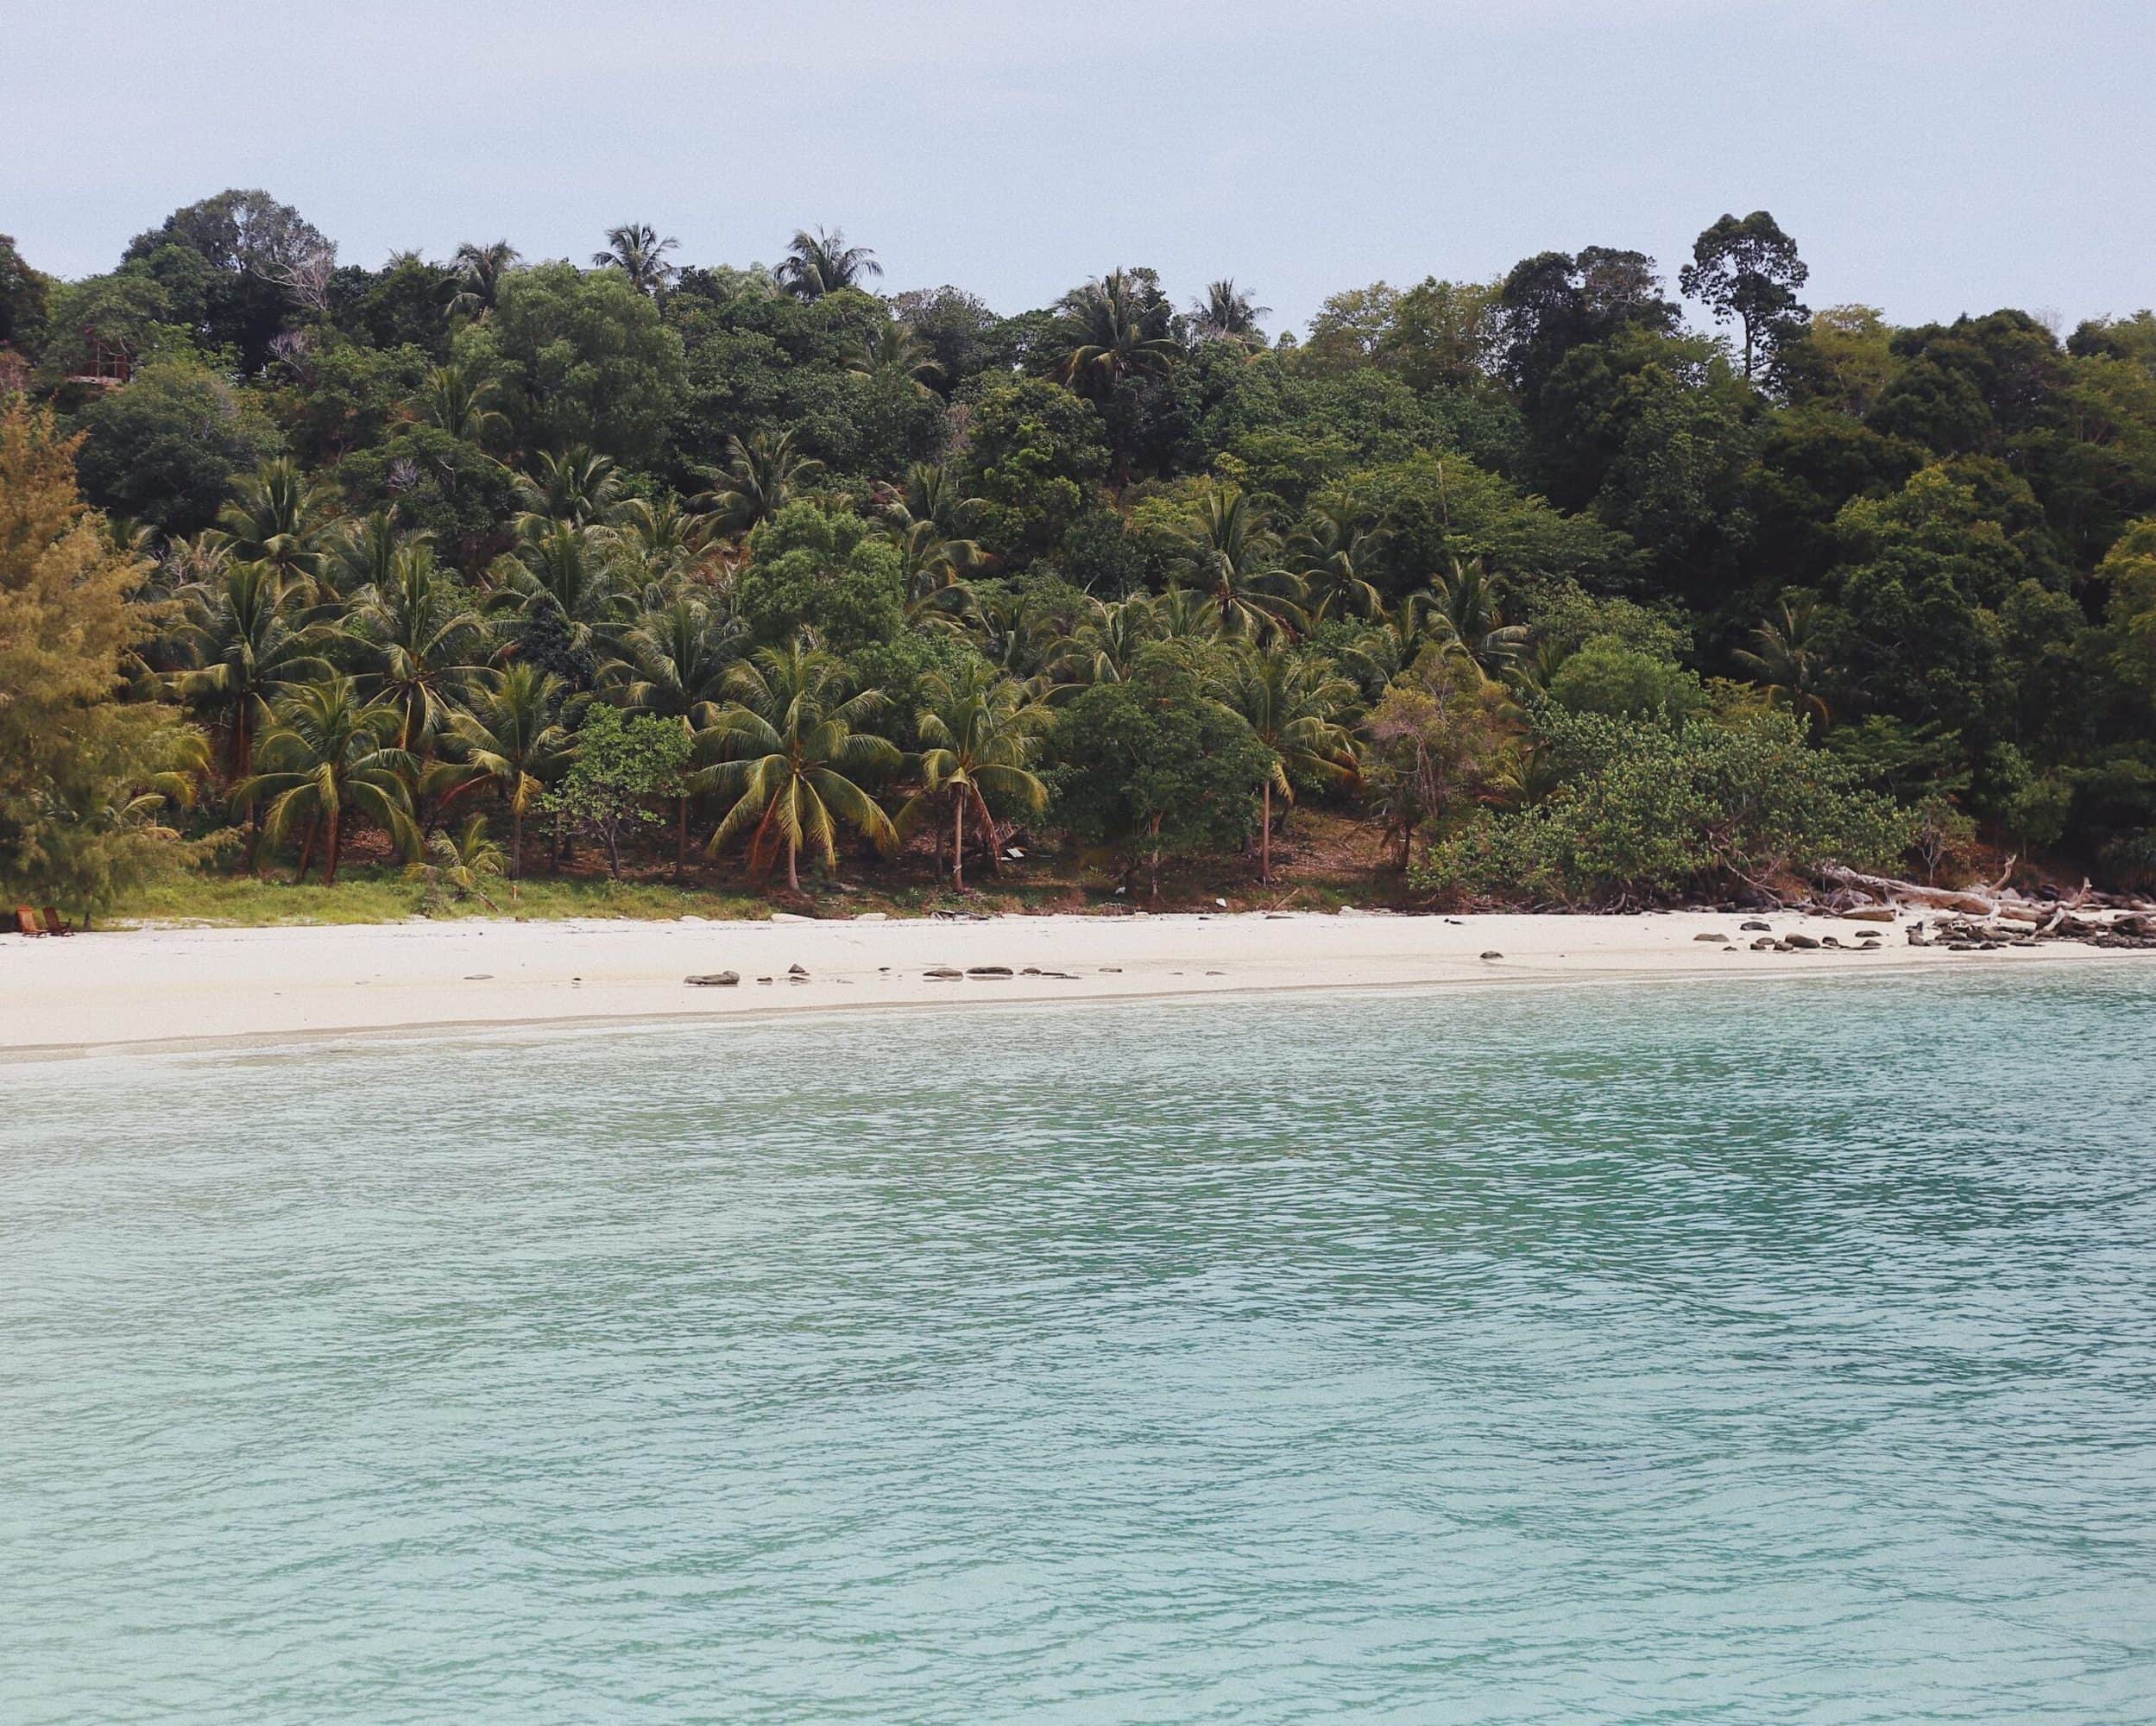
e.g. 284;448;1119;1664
323;509;400;602
168;561;334;781
492;520;634;668
777;226;881;301
438;662;568;881
450;241;519;320
1212;643;1359;883
1289;493;1388;623
419;361;508;445
605;594;744;876
514;445;625;529
848;319;942;394
1427;556;1529;674
611;495;724;595
901;662;1049;891
348;539;491;754
592;223;679;295
1191;279;1269;343
217;458;328;594
1182;488;1305;639
1050;594;1158;691
1734;595;1832;728
695;430;824;532
1050;269;1183;487
231;676;420;885
695;639;899;891
407;815;507;912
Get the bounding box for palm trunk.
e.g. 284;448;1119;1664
510;801;524;882
786;835;800;895
323;810;343;886
294;812;320;885
1149;812;1163;902
953;793;965;892
1259;780;1272;884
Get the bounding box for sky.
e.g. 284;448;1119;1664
9;0;2154;336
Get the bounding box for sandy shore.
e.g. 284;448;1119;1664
0;906;2132;1058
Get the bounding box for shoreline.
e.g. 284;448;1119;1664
2;909;2140;1061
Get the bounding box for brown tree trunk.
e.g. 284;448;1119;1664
953;792;965;892
510;801;524;883
786;835;801;895
1259;780;1272;884
1149;812;1163;901
323;810;343;886
293;812;320;885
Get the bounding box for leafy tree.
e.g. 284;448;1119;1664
1050;651;1270;898
696;640;899;891
453;262;684;462
1679;211;1811;381
0;407;207;917
72;359;284;533
1362;646;1510;868
735;502;906;650
545;702;691;879
958;374;1112;566
0;233;50;349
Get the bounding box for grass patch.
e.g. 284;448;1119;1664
107;866;773;929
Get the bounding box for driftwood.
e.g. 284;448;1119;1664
1820;865;2002;917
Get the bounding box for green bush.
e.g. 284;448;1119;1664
1414;708;1913;906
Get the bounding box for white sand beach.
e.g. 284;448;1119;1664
0;907;2128;1057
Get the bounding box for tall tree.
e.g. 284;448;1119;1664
592;223;679;296
696;640;899;891
777;227;881;301
901;661;1049;891
1679;211;1811;381
232;676;419;885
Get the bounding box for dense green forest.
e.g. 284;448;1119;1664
3;192;2153;919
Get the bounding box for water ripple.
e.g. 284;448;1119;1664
3;971;2153;1723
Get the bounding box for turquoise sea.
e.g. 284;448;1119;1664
3;970;2153;1724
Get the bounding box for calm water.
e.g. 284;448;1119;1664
3;971;2153;1724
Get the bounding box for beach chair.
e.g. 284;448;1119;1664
41;906;74;936
12;906;44;936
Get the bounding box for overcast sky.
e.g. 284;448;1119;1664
9;0;2153;334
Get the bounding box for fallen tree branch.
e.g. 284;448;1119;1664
1819;864;1997;917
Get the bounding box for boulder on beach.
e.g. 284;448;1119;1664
967;966;1014;978
684;972;740;987
1784;934;1821;949
924;967;962;980
1694;932;1730;942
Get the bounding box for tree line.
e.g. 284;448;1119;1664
2;193;2153;918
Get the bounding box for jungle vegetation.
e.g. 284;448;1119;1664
3;196;2153;919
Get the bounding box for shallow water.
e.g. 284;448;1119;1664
3;970;2153;1724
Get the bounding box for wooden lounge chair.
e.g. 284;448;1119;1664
12;906;44;936
41;906;74;936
